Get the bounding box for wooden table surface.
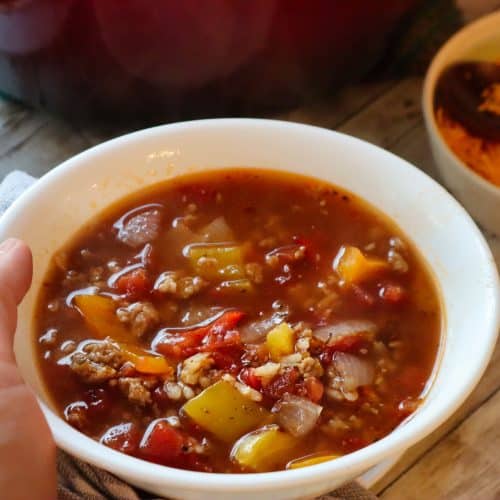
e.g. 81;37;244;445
0;2;499;499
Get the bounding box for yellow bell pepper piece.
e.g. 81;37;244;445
132;355;171;375
231;425;300;472
266;322;295;361
118;343;172;376
74;295;171;375
333;245;388;284
287;454;339;469
188;244;244;280
74;294;131;342
182;380;270;443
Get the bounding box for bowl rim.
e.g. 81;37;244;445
422;10;500;196
2;117;499;492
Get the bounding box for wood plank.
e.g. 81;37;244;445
277;80;396;129
0;78;398;181
0;118;96;179
372;336;500;494
379;388;500;500
0;100;48;159
337;78;422;149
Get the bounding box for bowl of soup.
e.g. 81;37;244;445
0;119;498;499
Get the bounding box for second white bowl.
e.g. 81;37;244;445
423;11;500;235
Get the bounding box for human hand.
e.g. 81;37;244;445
0;239;56;500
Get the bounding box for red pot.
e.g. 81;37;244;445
0;0;419;123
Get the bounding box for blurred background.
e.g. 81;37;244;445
0;0;479;123
0;0;495;174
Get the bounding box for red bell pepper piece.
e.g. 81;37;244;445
156;310;244;358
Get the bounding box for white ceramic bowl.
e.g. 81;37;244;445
423;10;500;235
0;119;498;500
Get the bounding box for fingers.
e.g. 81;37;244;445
0;239;32;304
0;239;32;364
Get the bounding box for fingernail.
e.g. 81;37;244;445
0;238;18;255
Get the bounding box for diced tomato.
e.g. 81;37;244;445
115;268;150;298
100;422;141;454
379;283;407;304
329;334;370;353
304;376;324;403
262;367;300;400
239;367;262;390
156;310;244;359
139;419;184;464
211;349;241;372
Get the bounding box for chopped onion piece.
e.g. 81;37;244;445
274;394;323;437
116;208;162;248
313;320;377;344
163;217;200;256
240;310;289;343
180;306;224;326
200;216;235;243
331;352;374;392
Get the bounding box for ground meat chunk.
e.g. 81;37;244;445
155;271;178;294
116;301;159;337
69;340;125;384
293;323;313;353
117;208;162;248
163;381;196;401
253;362;281;386
177;276;207;298
118;377;158;406
180;353;214;386
300;356;324;378
155;271;207;299
279;352;324;378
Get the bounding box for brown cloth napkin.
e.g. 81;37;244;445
57;451;377;500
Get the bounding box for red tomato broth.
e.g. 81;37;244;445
34;169;441;473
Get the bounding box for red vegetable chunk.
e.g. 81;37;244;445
115;268;151;298
139;420;184;464
101;422;141;454
155;310;244;358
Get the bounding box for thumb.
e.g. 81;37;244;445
0;238;32;364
